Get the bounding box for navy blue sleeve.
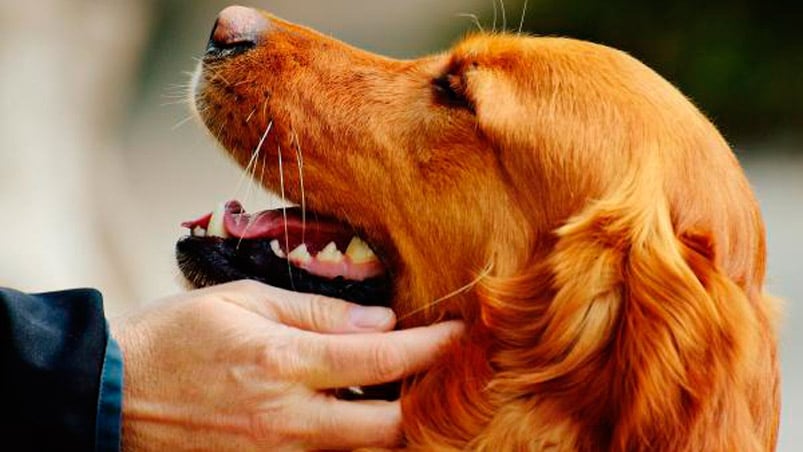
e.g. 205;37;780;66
96;336;124;451
0;287;119;451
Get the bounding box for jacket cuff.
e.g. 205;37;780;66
95;333;124;452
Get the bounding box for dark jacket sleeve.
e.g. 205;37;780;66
0;287;115;450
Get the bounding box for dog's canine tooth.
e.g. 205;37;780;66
346;237;377;263
270;239;286;258
192;226;207;238
288;244;313;263
206;202;229;238
347;386;364;396
317;242;344;263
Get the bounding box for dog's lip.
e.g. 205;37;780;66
181;200;387;281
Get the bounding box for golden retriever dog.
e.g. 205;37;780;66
177;5;780;451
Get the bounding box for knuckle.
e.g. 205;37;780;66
212;280;265;308
192;296;220;314
373;421;403;448
306;293;330;306
248;411;279;442
370;342;407;383
305;294;340;330
256;336;301;377
248;410;302;446
322;338;346;373
231;279;264;293
256;345;283;376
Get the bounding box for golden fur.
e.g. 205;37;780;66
194;10;780;451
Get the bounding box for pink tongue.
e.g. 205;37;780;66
181;201;356;253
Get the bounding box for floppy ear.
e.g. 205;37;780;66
474;174;772;450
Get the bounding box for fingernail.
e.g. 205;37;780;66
349;306;395;329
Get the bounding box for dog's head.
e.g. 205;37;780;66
179;6;778;449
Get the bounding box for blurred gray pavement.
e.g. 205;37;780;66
744;153;803;450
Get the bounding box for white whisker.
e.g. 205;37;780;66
236;151;269;250
244;126;265;204
234;78;257;87
233;120;272;199
204;65;231;86
293;131;307;243
518;0;529;34
258;150;267;191
162;91;192;99
500;0;507;32
215;122;226;142
242;150;259;211
492;0;498;33
171;113;198;131
216;72;232;86
398;261;494;322
278;144;295;289
235;120;272;249
162;99;192;107
169;80;194;87
245;108;257;124
457;13;484;33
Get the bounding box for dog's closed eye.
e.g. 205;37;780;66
432;73;473;112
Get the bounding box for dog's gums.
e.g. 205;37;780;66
183;201;385;279
177;201;392;307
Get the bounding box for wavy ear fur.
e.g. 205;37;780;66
403;166;778;451
474;168;777;451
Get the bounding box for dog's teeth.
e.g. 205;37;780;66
192;226;206;238
270;240;286;258
317;242;344;263
206;203;229;238
347;386;364;396
345;237;377;263
288;244;313;263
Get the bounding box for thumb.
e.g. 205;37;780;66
226;280;397;334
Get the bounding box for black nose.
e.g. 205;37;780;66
206;6;268;58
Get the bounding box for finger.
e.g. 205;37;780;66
216;280;397;333
310;398;402;450
303;398;403;450
294;320;464;388
269;290;397;334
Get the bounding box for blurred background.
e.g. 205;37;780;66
1;0;799;447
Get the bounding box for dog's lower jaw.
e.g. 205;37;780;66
175;236;393;307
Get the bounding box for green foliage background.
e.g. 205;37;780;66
511;0;801;147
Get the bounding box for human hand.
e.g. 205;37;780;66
110;280;462;451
